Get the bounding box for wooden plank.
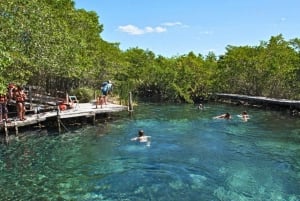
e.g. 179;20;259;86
59;111;95;119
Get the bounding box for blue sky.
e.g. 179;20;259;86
74;0;300;57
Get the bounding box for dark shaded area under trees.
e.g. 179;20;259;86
1;0;300;104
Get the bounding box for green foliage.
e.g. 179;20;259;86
215;34;300;99
70;87;95;103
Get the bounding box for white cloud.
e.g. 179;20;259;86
153;26;167;33
161;22;182;27
162;21;189;28
118;21;185;35
118;25;144;35
118;24;166;35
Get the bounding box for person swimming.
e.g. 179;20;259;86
213;112;231;120
198;103;204;110
131;130;151;144
240;111;249;122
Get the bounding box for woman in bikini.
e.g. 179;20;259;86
14;86;27;121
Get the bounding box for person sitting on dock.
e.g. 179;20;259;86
14;86;27;121
59;100;68;111
131;130;151;143
58;99;75;111
213;112;231;120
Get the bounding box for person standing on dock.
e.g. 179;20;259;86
14;86;27;121
0;92;9;123
101;80;113;105
7;83;16;103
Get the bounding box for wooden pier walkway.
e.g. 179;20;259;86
0;102;127;136
215;93;300;109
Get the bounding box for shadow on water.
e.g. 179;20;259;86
0;102;300;200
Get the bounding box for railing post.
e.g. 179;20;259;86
128;92;133;112
57;106;61;134
4;120;9;144
29;86;33;111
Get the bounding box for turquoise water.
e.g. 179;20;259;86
0;103;300;201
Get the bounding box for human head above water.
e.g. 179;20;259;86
224;113;231;118
138;130;144;137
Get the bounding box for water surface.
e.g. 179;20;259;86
1;103;300;201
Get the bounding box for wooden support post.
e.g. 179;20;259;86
94;90;97;109
128;92;133;112
29;86;33;111
66;92;69;105
35;107;41;129
4;120;9;144
57;106;61;134
96;96;98;109
14;119;18;136
93;113;96;125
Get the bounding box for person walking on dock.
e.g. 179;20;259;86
101;80;113;105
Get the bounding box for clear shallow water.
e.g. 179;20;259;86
0;103;300;201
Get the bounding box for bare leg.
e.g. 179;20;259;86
22;104;26;120
17;102;22;120
100;97;104;108
104;95;107;105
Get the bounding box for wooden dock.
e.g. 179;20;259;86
214;93;300;111
0;102;128;138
